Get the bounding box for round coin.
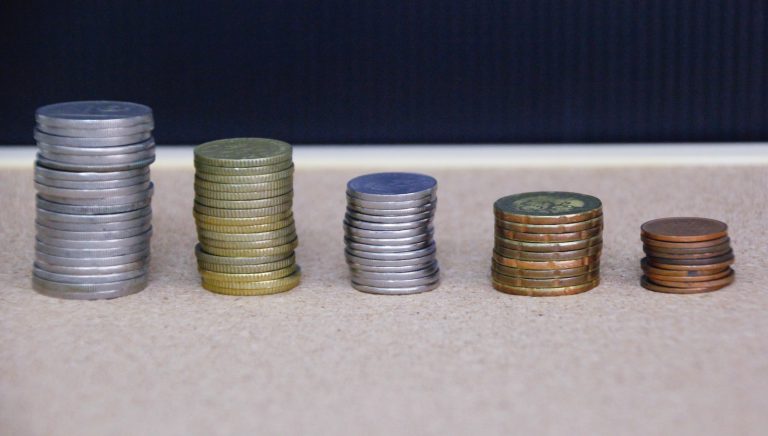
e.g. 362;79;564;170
197;254;295;274
645;251;734;266
199;234;296;249
202;269;301;290
197;224;295;242
345;238;430;253
350;264;439;281
647;270;735;288
344;216;432;231
347;259;436;273
38;123;153;138
37;196;153;215
37;215;152;232
37;154;155;172
346;194;436;210
200;239;297;257
194;138;292;167
494;192;602;224
642;240;731;255
492;253;600;269
36;101;153;129
641;235;731;249
345;251;436;267
494;244;602;261
493;278;599;296
193;159;294;176
351;279;440;295
640;275;729;294
34;259;148;275
34;129;152;147
344;224;433;239
195;165;294;183
196;218;294;234
193;202;292;218
345;209;433;224
34;164;149;181
193;210;292;226
641;217;728;243
494;235;603;253
346;202;436;217
640;258;729;277
194;176;293;193
492;268;600;288
645;257;735;272
36;249;150;267
643;246;732;260
33;265;148;284
347;172;437;201
32;274;148;300
36;138;154;156
495;225;602;243
496;216;603;234
345;230;434;246
35;180;151;199
199;265;298;282
194;244;291;265
194;195;293;209
352;271;439;288
35;172;150;190
36;206;151;224
345;242;436;261
644;267;733;282
492;260;600;279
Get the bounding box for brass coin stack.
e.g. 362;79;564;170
492;191;603;296
193;138;301;295
640;217;735;294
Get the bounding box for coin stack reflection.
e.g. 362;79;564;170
492;191;603;296
344;172;440;295
193;138;300;295
640;217;735;293
32;101;155;299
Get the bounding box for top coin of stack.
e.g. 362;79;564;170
344;172;440;295
32;101;156;300
492;191;603;296
640;217;735;294
193;138;300;296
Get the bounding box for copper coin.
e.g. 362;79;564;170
642;240;731;255
493;277;600;296
641;235;729;249
495;216;603;234
645;257;735;272
640;258;729;277
641;217;728;243
493;192;602;224
492;260;599;279
494;235;603;253
494;244;602;261
646;250;734;266
492;268;600;288
648;270;735;288
492;253;600;270
640;275;728;294
643;245;732;260
643;267;732;283
495;225;602;243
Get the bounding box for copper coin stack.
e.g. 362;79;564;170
492;191;603;296
640;217;735;294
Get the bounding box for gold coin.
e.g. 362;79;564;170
200;264;298;282
494;235;603;253
194;138;292;167
494;244;602;261
195;217;294;234
193;201;293;218
194;176;294;193
196;164;294;183
202;269;301;291
493;277;600;296
193;210;293;226
197;254;296;273
495;225;602;242
492;252;600;269
194;159;293;176
197;223;295;242
194;243;291;265
199;234;296;249
195;186;292;201
495;216;603;234
195;196;293;210
491;268;600;288
492;260;600;279
201;239;298;257
494;192;603;224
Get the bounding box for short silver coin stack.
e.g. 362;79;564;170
344;172;440;295
32;101;156;299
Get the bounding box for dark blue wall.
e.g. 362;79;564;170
2;1;767;144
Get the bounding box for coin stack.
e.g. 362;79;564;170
32;101;155;299
492;191;603;296
344;172;440;295
193;138;301;295
640;217;735;293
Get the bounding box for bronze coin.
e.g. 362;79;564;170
644;267;732;283
641;217;728;243
493;277;600;296
645;257;734;272
640;235;729;249
642;240;731;255
492;269;600;288
492;252;600;270
648;270;735;288
642;245;732;260
495;216;603;234
646;250;734;266
494;235;603;253
640;275;728;294
495;225;602;243
494;244;602;261
640;258;729;277
492;260;599;279
493;192;602;224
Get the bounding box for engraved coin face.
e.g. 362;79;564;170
494;191;602;223
513;195;585;214
36;101;153;127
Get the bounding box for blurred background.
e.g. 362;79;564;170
1;0;766;145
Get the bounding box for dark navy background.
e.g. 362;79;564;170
2;1;767;144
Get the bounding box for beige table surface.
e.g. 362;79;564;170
1;148;768;435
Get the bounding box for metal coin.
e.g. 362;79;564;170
195;217;294;234
492;253;599;270
345;230;434;246
34;259;148;275
644;257;735;272
32;274;148;300
351;271;440;288
347;259;436;273
643;246;732;260
34;240;151;259
491;268;600;288
643;267;733;282
194;244;291;265
36;231;152;251
641;235;730;249
35;101;153;129
194;187;293;202
194;176;293;193
194;138;292;167
346;194;436;210
641;240;731;255
36;248;150;267
641;217;728;243
345;251;436;267
193;202;292;218
349;263;439;280
496;216;603;234
640;275;728;294
35;163;149;181
38;147;155;166
195;165;294;183
645;251;734;266
34;129;152;147
36;138;154;156
201;269;301;290
199;265;298;282
494;244;602;261
494;192;603;224
345;242;436;261
491;259;600;279
493;277;600;296
494;235;603;253
351;279;440;295
35;180;151;199
344;215;431;231
346;202;436;216
36;206;151;224
34;265;148;284
38;196;151;217
640;258;729;277
40;184;153;206
197;224;295;242
345;209;433;224
37;123;153;138
346;172;437;201
197;254;296;274
37;154;155;172
646;270;735;289
195;195;293;209
34;172;150;190
201;239;298;257
344;224;434;239
495;225;602;243
192;159;294;176
344;238;430;253
36;221;152;241
37;214;152;232
193;210;293;226
199;234;296;249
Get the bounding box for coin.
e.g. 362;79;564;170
639;258;728;277
646;251;734;266
195;165;294;183
346;251;436;267
37;206;151;224
496;216;603;234
37;155;155;172
346;195;436;210
36;101;153;129
495;225;602;243
193;210;293;226
200;234;296;250
197;255;295;274
34;265;148;284
494;235;603;253
346;209;433;224
640;275;729;294
347;259;436;273
37;196;152;215
345;238;431;253
193;159;294;176
34;180;152;199
350;264;439;280
344;224;434;239
194;195;293;209
345;231;434;246
194;138;292;167
347;172;437;201
201;269;301;290
351;280;440;295
345;243;436;261
492;260;600;279
642;240;732;255
644;256;735;271
492;268;600;288
641;217;728;243
197;224;295;242
35;222;152;240
194;176;294;192
32;274;148;300
193;201;293;218
643;246;732;260
34;129;152;147
36;249;151;267
493;278;600;296
35;163;149;181
34;259;148;275
36;229;153;249
492;253;600;270
494;244;602;261
194;244;290;265
494;192;602;224
646;270;735;288
352;272;440;288
200;239;298;257
37;138;154;156
644;268;733;282
35;172;150;190
199;265;298;282
344;216;432;231
347;202;436;216
38;147;155;165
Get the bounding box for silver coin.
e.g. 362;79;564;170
344;238;430;253
345;243;436;261
346;194;436;210
345;251;436;267
34;172;150;190
35;180;151;199
346;202;437;216
36;228;152;249
36;221;152;241
39;183;153;206
345;209;433;224
32;274;148;300
37;196;153;215
351;279;440;295
346;172;437;201
36;214;152;231
350;263;439;280
34;129;152;147
347;259;435;273
344;224;433;239
344;216;432;231
34;163;149;181
36;206;151;224
194;243;291;265
33;265;148;284
345;230;434;246
352;270;439;288
34;259;148;275
35;238;150;258
37;122;154;138
36;154;155;172
35;249;150;267
35;101;153;129
36;138;155;156
38;147;156;166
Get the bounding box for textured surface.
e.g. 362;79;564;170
1;165;768;436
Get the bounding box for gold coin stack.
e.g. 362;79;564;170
492;191;603;296
192;138;301;295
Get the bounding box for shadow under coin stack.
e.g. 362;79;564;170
640;217;735;294
193;138;301;296
492;191;603;296
344;172;440;295
32;101;155;299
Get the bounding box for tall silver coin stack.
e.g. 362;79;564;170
344;172;440;295
32;101;155;300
